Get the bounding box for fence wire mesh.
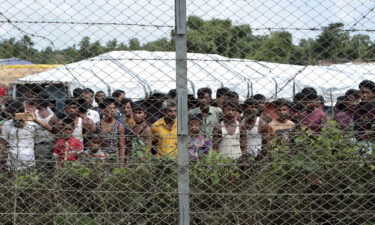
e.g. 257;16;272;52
0;0;375;224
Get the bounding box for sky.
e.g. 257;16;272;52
0;0;374;50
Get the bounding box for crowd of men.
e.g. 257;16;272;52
0;79;374;171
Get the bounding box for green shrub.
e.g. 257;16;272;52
1;122;374;224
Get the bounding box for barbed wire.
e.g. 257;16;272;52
2;19;375;33
0;12;56;51
0;19;174;28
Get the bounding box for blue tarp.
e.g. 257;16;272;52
0;57;33;65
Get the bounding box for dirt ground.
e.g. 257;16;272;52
0;64;60;86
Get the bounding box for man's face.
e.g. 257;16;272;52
217;95;228;108
121;102;132;117
289;108;300;121
276;105;289;121
245;104;259;117
62;125;74;136
223;104;237;119
133;109;146;123
347;94;360;107
360;87;374;102
315;99;324;109
82;92;94;106
258;99;266;112
116;93;125;103
305;99;316;111
165;106;177;121
65;104;79;117
189;120;201;135
95;92;106;104
88;139;101;152
199;93;211;109
24;102;37;113
104;103;117;118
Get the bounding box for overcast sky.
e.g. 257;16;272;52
0;0;374;50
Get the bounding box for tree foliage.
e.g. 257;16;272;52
1;17;374;65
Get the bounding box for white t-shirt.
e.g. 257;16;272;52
87;109;100;124
1;120;40;170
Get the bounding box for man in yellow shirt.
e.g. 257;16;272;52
151;100;177;158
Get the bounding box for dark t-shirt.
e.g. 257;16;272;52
353;101;375;141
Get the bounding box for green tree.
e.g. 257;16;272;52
290;38;315;65
142;38;173;51
78;36;92;59
313;23;350;62
186;16;253;58
252;31;295;64
129;38;141;50
105;39;118;52
0;38;16;58
346;34;372;61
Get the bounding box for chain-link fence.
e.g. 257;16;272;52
0;0;375;224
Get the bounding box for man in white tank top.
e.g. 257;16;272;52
55;99;95;142
242;97;269;157
213;100;247;160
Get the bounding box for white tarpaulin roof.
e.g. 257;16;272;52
18;51;375;105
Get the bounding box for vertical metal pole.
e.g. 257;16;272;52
175;0;189;225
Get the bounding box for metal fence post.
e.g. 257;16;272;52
175;0;189;225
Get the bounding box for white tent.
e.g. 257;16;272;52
18;51;375;104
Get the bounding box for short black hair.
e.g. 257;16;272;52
82;88;94;95
95;90;105;95
293;92;304;102
62;117;75;127
227;91;239;101
77;98;89;114
73;88;83;98
99;97;116;109
274;98;291;109
291;102;304;112
243;97;258;107
197;87;212;99
301;88;318;101
253;94;266;101
132;101;146;112
119;98;133;108
112;89;125;98
345;89;360;98
65;98;79;107
301;87;317;96
359;80;375;93
188;114;203;124
168;89;177;98
216;87;230;98
222;100;239;110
